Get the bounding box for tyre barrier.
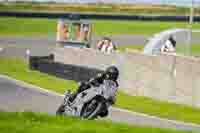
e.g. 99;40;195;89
29;54;103;82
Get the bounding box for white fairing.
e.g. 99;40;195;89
63;80;118;117
101;80;118;99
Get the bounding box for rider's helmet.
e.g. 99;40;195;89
105;66;119;81
168;36;176;48
103;37;111;42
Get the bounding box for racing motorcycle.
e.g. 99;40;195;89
56;80;118;119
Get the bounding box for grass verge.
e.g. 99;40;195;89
1;17;200;36
0;2;191;15
0;111;192;133
118;45;144;52
0;57;78;93
1;58;200;125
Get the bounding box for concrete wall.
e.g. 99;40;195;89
54;47;200;107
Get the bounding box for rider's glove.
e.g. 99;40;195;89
89;73;106;87
77;82;90;93
108;96;116;105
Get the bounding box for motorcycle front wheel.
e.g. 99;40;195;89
56;104;65;115
81;99;103;120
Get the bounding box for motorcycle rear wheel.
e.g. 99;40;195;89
81;99;103;120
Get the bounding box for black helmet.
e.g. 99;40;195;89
103;37;111;42
105;66;119;81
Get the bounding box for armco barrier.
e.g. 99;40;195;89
53;47;200;107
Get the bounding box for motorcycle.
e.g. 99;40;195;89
56;80;118;119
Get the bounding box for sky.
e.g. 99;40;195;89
2;0;200;7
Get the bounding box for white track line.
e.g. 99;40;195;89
0;74;200;131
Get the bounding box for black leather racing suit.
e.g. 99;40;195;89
69;73;106;102
69;73;118;104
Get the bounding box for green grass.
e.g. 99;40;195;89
93;21;188;36
170;44;200;56
190;44;200;56
1;58;200;125
1;17;200;36
116;93;200;125
0;17;57;37
0;111;192;133
0;58;78;93
0;2;191;15
118;45;144;52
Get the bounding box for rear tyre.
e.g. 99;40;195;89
99;106;108;117
81;99;103;120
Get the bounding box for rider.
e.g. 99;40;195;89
68;66;119;103
161;36;176;53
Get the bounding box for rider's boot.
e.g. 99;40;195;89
68;93;77;102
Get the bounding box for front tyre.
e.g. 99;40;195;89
56;104;65;115
81;99;103;120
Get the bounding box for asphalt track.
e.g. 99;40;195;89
1;33;200;55
0;75;200;132
0;35;148;58
0;35;148;47
1;36;200;131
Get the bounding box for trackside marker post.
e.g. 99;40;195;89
26;49;30;56
0;47;3;52
26;49;30;61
